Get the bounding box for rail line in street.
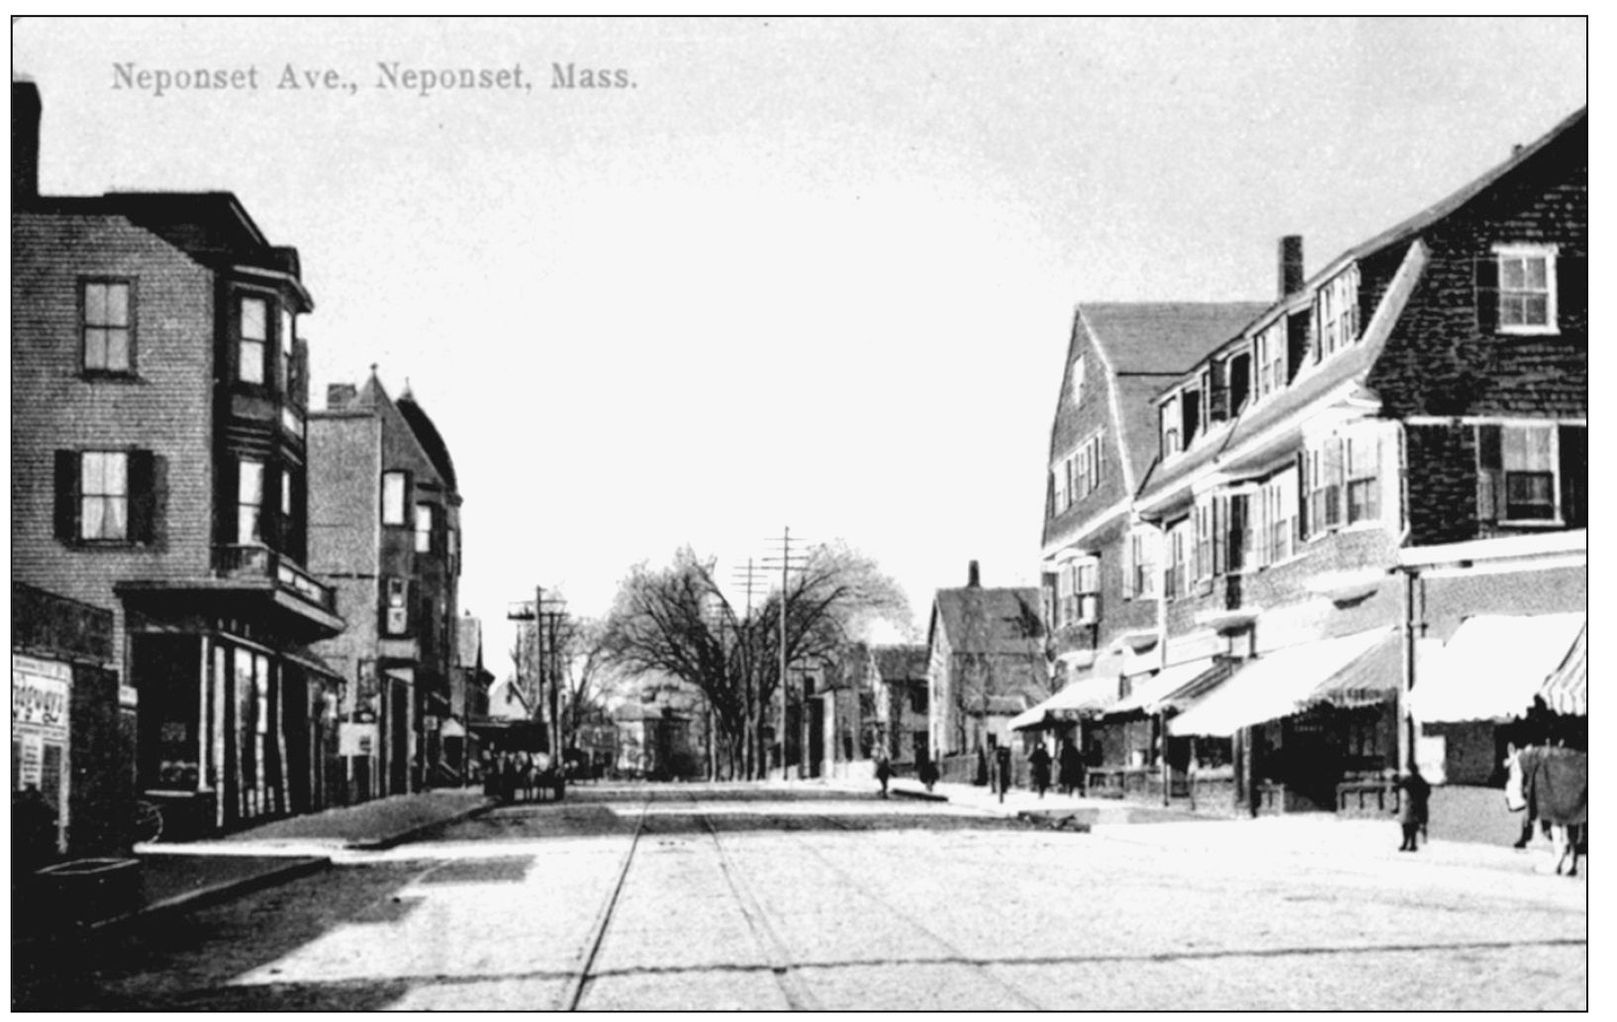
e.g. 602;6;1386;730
559;791;652;1010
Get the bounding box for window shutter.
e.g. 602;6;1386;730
1295;451;1309;540
1476;424;1504;525
1557;255;1585;331
1559;425;1587;528
1474;255;1499;334
128;450;161;545
216;456;239;546
54;450;79;541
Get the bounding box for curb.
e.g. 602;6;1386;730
891;787;949;803
87;855;331;935
344;797;498;851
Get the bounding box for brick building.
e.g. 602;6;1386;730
12;82;346;837
307;374;464;798
1034;106;1586;819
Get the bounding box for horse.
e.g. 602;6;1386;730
1506;746;1587;876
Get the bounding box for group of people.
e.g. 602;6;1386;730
479;749;557;803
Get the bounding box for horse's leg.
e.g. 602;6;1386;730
1551;825;1569;875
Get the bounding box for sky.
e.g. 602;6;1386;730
13;16;1588;677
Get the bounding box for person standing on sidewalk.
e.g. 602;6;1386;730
874;751;892;798
917;750;939;793
994;739;1012;804
1058;736;1083;796
1397;765;1431;851
1029;740;1052;799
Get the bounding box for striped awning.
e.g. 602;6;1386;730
1538;623;1586;716
1408;613;1585;723
1009;675;1119;730
1168;628;1393;738
1300;628;1403;710
1106;658;1226;718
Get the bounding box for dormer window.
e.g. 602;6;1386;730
1315;266;1361;360
1161;395;1182;457
1070;355;1086;404
1228;352;1252;414
1180;385;1201;447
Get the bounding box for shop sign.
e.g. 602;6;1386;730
339;721;378;757
12;655;70;733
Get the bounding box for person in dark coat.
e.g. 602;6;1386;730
1058;736;1084;796
994;740;1012;804
1029;740;1052;798
874;751;892;798
974;745;990;786
917;751;939;792
1397;765;1431;851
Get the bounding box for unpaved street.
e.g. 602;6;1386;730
16;784;1588;1010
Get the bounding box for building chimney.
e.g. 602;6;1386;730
1279;235;1304;298
326;383;358;410
12;80;42;205
967;560;981;587
1512;143;1525;157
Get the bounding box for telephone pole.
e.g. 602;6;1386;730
761;527;808;778
731;557;770;778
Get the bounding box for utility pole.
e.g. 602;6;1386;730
762;528;808;779
731;557;770;779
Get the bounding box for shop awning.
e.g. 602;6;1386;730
1009;675;1119;730
1539;624;1586;716
1408;614;1584;724
1105;658;1225;717
1299;628;1403;710
1168;627;1392;737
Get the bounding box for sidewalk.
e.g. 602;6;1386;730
141;786;495;856
804;775;1582;880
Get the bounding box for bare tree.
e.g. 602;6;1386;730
599;542;910;779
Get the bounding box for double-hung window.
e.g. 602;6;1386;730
280;309;297;395
1493;245;1557;334
1126;529;1159;599
82;281;133;374
415;503;435;553
238;296;268;384
1345;435;1380;525
1306;437;1344;534
1479;423;1559;523
1161;396;1182;458
382;471;408;526
79;451;129;541
1073;560;1099;624
237;458;266;545
1070;355;1086;404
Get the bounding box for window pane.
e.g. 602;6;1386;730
1523;294;1548;325
382;473;406;524
85;283;107;324
81;497;105;539
282;469;293;516
85;328;107;368
1501;257;1526;289
239;339;265;383
240;297;267;341
1526;257;1548;288
104;496;128;538
239;460;264;503
238;505;261;544
103;451;127;495
105;283;129;326
81;451;105;493
281;311;295;354
106;329;130;371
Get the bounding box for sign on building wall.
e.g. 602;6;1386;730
340;722;379;757
12;654;72;851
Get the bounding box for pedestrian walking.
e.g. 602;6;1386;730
974;745;989;787
875;751;892;798
1058;736;1084;796
1029;740;1052;798
994;739;1012;804
1396;765;1431;852
917;751;939;793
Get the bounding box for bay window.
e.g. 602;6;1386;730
1345;435;1380;524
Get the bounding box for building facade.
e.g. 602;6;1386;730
308;375;464;799
926;562;1047;761
12;82;346;837
1035;107;1587;820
